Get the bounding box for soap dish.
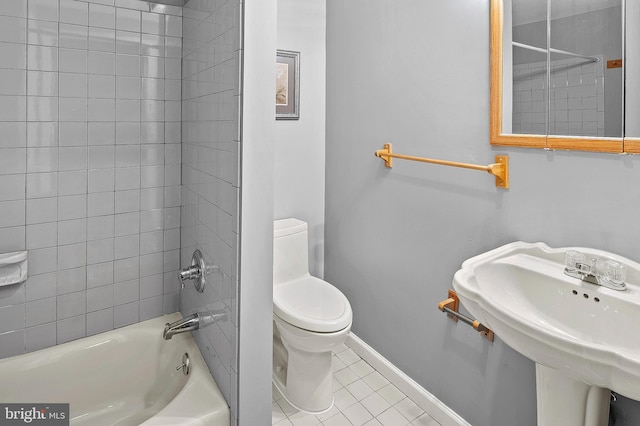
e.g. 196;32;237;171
0;251;28;287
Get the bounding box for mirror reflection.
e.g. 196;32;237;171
504;0;623;139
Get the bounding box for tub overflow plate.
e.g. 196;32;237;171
176;353;190;375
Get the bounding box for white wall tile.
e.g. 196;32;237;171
88;168;114;192
89;27;115;52
88;146;115;168
25;297;56;327
58;48;86;73
27;172;57;198
87;284;113;312
0;69;26;96
87;237;114;264
0;175;27;201
58;194;87;220
26;197;57;224
27;147;58;173
59;23;88;50
58;218;87;245
88;75;116;98
0;226;26;252
27;45;58;71
113;256;138;282
115;211;139;236
116;53;139;76
87;261;113;288
116;30;140;54
0;42;27;70
60;0;89;25
27;96;58;121
0;95;27;121
0;148;27;174
115;189;139;213
59;73;88;98
142;12;164;35
0;16;27;44
27;71;58;97
56;314;85;344
87;215;114;240
164;15;181;37
88;98;116;121
0;0;27;19
59;146;88;171
114;279;138;305
116;99;140;121
88;122;115;145
58;170;87;195
58;242;87;270
28;19;58;47
28;0;59;22
59;123;87;146
87;191;114;216
26;222;57;249
28;247;57;275
116;76;140;99
116;8;140;32
115;122;139;144
86;307;113;336
88;51;115;75
25;322;56;352
89;3;115;29
0;123;27;148
141;34;163;57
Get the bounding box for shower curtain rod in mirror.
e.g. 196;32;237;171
513;41;600;63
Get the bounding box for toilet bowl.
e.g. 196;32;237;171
272;218;353;414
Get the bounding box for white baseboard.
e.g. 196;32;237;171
346;333;470;426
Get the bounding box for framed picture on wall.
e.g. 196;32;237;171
276;50;300;120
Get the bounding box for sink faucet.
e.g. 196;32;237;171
564;251;627;291
163;311;227;340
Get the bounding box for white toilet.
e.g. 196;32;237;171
272;218;353;414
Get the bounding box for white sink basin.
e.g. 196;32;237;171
453;242;640;426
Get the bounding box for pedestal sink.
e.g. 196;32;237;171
452;242;640;426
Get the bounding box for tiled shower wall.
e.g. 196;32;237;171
181;0;241;423
0;0;183;358
512;56;605;136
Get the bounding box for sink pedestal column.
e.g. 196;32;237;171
536;364;610;426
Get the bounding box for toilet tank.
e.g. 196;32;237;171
273;218;310;285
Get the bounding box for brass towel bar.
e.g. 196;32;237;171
374;143;509;188
438;290;494;342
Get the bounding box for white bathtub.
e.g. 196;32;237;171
0;313;230;426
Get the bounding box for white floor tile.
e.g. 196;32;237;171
376;406;411;426
361;392;391;417
362;370;389;391
377;383;406;406
346;379;375;400
411;413;441;426
336;347;360;366
342;402;374;426
272;340;443;426
322;412;352;426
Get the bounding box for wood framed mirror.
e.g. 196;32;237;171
490;0;640;153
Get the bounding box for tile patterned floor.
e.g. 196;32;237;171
272;343;441;426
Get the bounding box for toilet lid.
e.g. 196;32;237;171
273;276;352;333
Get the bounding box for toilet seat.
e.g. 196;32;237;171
274;276;352;333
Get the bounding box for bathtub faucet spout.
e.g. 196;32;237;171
163;311;226;340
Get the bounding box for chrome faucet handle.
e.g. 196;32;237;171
178;250;206;293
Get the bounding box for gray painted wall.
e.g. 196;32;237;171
325;1;640;425
275;0;326;278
